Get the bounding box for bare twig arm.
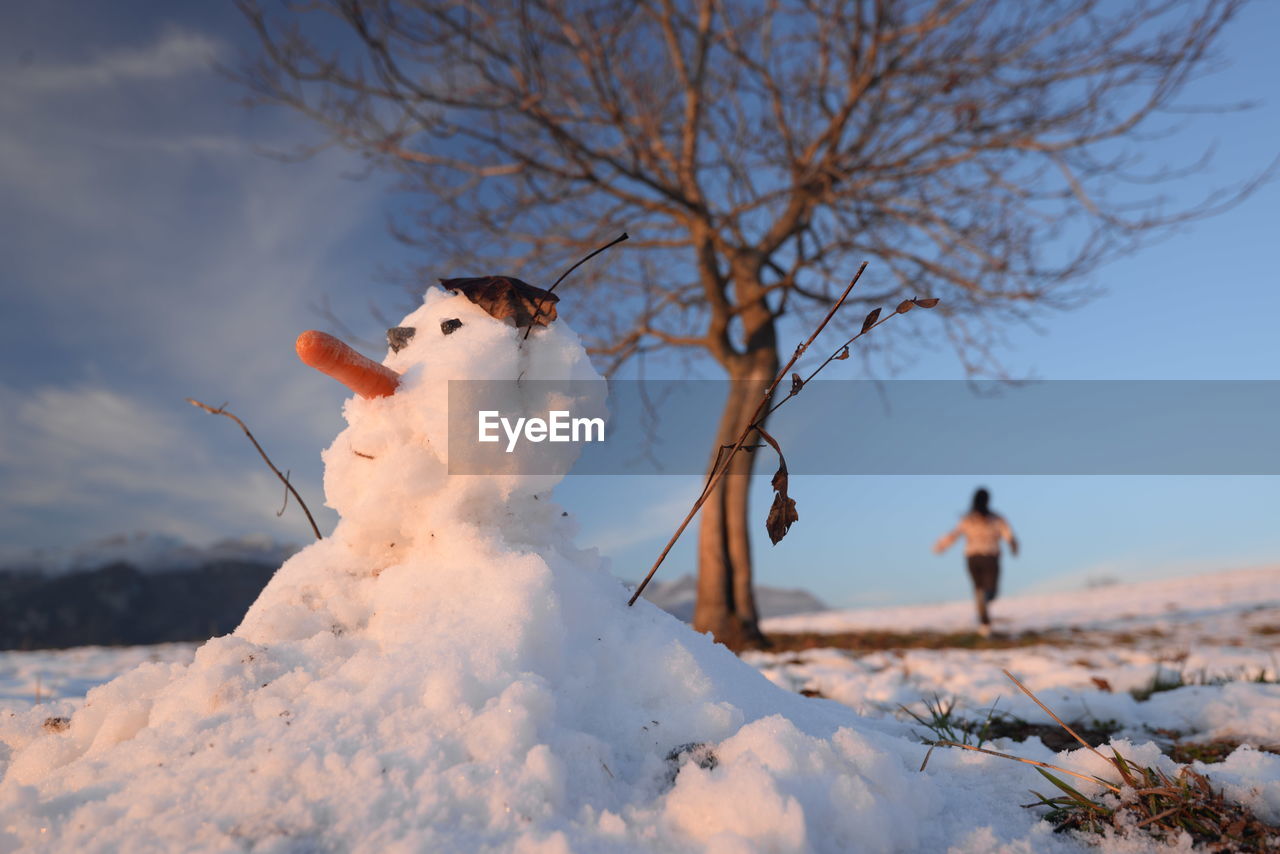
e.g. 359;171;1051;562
187;398;324;542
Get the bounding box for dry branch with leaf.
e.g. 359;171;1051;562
630;263;939;605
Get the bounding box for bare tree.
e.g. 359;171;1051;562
236;0;1265;648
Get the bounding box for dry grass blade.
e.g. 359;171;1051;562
1001;668;1107;761
934;740;1121;793
1136;805;1182;829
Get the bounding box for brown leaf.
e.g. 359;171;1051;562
758;426;797;544
790;373;803;395
1090;677;1113;693
834;346;850;360
441;276;559;328
861;307;881;333
766;493;799;545
912;297;940;308
896;299;915;315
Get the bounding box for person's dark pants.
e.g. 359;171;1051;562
966;554;1001;626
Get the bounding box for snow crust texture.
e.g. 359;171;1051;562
1;290;1275;853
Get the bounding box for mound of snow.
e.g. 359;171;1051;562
0;289;1100;852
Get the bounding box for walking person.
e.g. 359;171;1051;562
934;488;1018;637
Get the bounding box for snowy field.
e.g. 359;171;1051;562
753;565;1280;756
9;565;1275;718
3;566;1278;851
0;644;196;711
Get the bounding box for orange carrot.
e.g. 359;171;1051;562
296;330;400;399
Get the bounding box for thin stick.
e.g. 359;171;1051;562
628;262;868;605
548;232;630;294
187;398;323;541
935;741;1122;794
524;232;629;339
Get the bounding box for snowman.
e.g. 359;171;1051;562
0;281;962;853
239;276;608;648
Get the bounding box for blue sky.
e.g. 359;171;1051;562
2;2;1277;608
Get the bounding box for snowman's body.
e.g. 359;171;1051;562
0;289;980;853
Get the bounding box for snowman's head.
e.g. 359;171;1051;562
296;283;604;555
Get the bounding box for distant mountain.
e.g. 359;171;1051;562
641;574;827;623
0;560;278;650
0;534;299;650
0;533;298;576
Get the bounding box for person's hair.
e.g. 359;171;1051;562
971;487;992;517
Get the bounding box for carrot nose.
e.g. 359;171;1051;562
296;330;400;399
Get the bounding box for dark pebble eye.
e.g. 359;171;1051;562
441;318;463;335
387;326;416;353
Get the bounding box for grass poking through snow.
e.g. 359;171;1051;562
1025;753;1279;851
900;695;1001;749
923;670;1280;851
902;695;1119;754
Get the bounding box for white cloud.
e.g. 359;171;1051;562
15;385;184;461
10;28;222;95
0;19;395;480
0;381;332;546
0;9;402;551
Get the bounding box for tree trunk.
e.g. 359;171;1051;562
727;346;779;632
692;310;778;650
693;372;749;645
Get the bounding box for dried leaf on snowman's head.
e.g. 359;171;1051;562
440;276;560;328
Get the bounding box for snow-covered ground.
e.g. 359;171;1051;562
3;566;1277;851
763;564;1280;639
753;566;1280;752
0;644;196;711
